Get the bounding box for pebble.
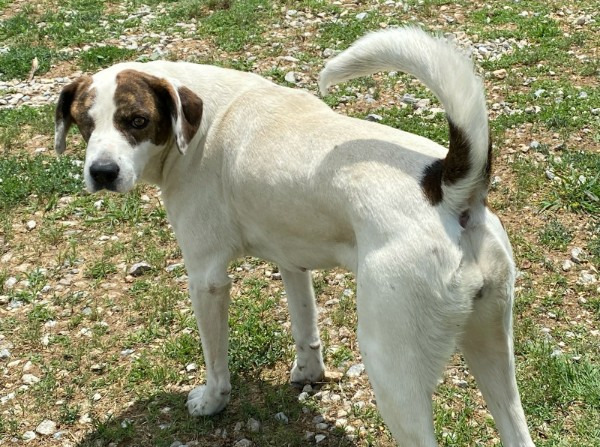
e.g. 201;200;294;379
234;440;252;447
529;140;541;150
356;12;367;20
492;69;507;79
346;363;365;377
22;374;40;385
571;248;584;264
247;417;260;432
165;263;184;273
35;420;57;435
4;277;17;290
578;271;597;285
170;442;183;447
284;71;297;84
274;412;289;424
129;262;152;276
22;431;37;441
26;220;37;231
315;434;327;443
0;348;10;359
562;259;574;272
185;362;197;372
366;113;383;122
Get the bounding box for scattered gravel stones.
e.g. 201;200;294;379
129;262;152;276
578;271;597;285
35;420;57;436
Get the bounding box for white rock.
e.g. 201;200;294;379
247;417;260;432
571;248;584;263
4;277;17;289
129;262;152;276
234;440;252;447
356;12;367;20
315;434;327;443
26;220;37;230
284;71;297;84
0;348;10;358
186;363;197;372
274;412;289;424
578;271;597;285
35;420;57;435
346;363;365;377
22;374;40;385
23;431;37;441
562;259;574;271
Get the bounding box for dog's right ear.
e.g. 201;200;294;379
54;77;90;154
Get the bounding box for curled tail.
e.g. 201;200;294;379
319;26;491;214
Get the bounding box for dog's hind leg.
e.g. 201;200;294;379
459;286;535;446
186;263;233;416
280;268;326;384
356;254;468;446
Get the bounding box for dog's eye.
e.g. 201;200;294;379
130;116;148;129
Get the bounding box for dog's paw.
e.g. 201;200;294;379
186;384;230;416
290;358;325;385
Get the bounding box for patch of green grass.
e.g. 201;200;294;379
0;105;55;151
538;219;573;251
85;259;117;280
229;278;291;373
0;155;83;213
542;150;600;215
79;46;137;71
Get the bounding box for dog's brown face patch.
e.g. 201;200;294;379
70;78;96;142
55;76;96;142
113;70;174;147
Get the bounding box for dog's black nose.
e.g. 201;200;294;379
89;160;120;188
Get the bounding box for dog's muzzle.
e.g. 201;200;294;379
89;159;120;191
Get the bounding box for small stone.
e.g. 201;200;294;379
545;170;556;181
22;374;40;385
346;363;365;377
313;415;325;424
578;91;588;99
356;12;367;20
274;412;289;424
4;277;17;290
493;69;507;79
53;431;64;440
302;384;313;393
315;434;327;443
0;295;9;304
284;71;297;84
562;259;574;272
186;363;197;372
315;422;328;430
93;393;101;401
129;262;152;276
366;113;383;122
575;16;586;25
529;140;541;150
234;440;252;447
234;422;243;432
578;271;597;285
121;348;135;356
23;431;36;441
26;220;37;230
170;442;183;447
35;420;57;435
298;391;309;401
165;263;184;273
0;349;10;358
90;363;105;373
551;349;562;358
247;417;260;432
534;89;546;98
571;248;584;264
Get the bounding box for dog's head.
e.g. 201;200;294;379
55;67;203;193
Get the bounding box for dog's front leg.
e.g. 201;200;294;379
186;273;232;416
280;269;326;384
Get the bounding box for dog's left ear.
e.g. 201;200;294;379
155;81;203;155
55;76;91;154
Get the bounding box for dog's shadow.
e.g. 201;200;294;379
76;375;359;447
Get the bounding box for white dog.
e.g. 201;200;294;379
55;27;535;446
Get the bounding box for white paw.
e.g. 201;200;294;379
290;358;325;384
186;384;230;416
